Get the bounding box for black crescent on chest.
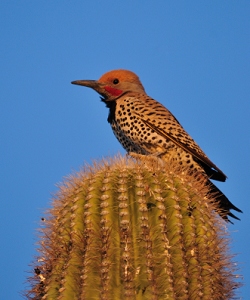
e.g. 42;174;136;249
101;98;117;124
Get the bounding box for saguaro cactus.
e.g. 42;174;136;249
26;156;239;299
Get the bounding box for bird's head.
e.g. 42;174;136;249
71;69;145;101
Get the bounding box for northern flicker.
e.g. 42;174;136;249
71;69;242;222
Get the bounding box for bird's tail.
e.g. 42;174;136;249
206;180;242;223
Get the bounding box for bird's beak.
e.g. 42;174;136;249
71;80;106;96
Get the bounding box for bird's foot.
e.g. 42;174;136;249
127;152;165;167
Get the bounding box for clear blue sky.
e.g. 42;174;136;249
1;1;249;299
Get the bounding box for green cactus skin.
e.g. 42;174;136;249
26;156;240;300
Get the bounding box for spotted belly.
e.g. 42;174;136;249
110;118;203;176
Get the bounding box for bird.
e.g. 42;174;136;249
71;69;242;223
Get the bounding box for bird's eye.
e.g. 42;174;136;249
113;79;119;84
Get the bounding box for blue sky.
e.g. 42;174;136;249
1;1;249;298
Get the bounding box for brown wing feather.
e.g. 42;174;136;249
142;119;227;179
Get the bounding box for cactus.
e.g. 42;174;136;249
26;156;240;299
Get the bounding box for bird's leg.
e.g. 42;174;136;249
127;152;166;167
153;150;169;158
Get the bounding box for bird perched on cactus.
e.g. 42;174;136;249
72;69;242;222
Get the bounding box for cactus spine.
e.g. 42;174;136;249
26;156;239;299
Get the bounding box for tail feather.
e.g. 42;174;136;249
206;180;242;223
